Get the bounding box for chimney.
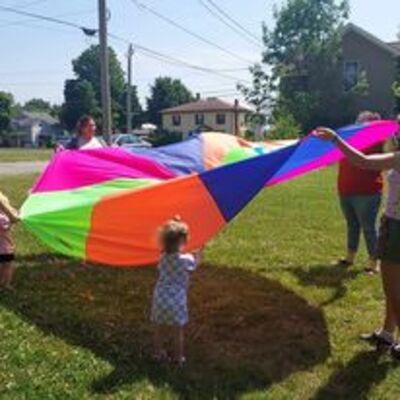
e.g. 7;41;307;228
234;99;239;136
196;93;200;101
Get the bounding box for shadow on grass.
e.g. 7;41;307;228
312;351;391;400
288;265;360;306
1;255;331;399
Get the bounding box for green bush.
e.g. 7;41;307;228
148;130;183;147
268;113;301;139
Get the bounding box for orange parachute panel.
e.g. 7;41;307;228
86;175;225;266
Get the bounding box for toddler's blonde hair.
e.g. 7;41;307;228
159;216;189;254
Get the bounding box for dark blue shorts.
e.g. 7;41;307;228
0;254;15;264
378;217;400;263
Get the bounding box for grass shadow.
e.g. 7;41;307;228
288;264;360;306
1;255;331;399
312;351;392;400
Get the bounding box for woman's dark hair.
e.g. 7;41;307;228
356;111;381;124
76;115;94;136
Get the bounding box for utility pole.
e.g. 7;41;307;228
126;43;134;134
98;0;112;144
234;98;239;136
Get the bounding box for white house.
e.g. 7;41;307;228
9;111;63;147
161;97;252;136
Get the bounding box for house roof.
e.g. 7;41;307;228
22;111;58;124
13;110;59;125
161;97;252;114
388;41;400;54
343;23;400;56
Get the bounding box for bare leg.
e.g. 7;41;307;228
0;266;5;287
340;197;360;265
2;263;15;288
174;326;185;364
366;258;380;274
381;261;400;335
346;250;357;264
153;324;163;359
381;271;397;334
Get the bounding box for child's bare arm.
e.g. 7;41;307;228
0;194;20;223
193;248;204;266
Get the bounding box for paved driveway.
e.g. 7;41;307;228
0;161;47;176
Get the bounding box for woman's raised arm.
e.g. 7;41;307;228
314;127;398;171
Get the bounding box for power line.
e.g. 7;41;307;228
0;5;97;35
198;0;262;49
138;48;250;84
214;67;249;72
129;0;253;64
210;93;241;98
199;88;240;95
200;0;262;45
0;81;61;86
0;8;96;29
0;5;250;86
0;17;79;34
12;0;48;9
109;32;251;84
0;70;65;75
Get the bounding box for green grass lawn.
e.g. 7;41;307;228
0;148;52;162
1;169;400;399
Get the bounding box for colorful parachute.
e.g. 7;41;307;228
21;121;397;266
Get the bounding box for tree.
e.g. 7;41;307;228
24;98;52;113
61;45;142;131
50;104;62;119
0;92;13;134
72;45;125;106
241;0;364;133
238;64;273;137
147;77;194;125
393;56;400;113
61;79;99;131
117;85;143;130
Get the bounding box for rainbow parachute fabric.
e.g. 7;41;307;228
21;121;397;266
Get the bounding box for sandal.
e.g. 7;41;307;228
360;331;394;351
364;267;379;275
152;351;168;363
390;344;400;361
174;356;186;368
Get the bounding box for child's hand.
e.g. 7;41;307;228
54;143;65;153
193;247;204;265
312;127;337;141
9;211;20;224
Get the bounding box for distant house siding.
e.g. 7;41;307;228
162;111;247;134
342;30;397;116
9;112;62;147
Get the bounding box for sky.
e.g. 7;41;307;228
0;0;398;107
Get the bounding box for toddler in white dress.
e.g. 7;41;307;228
151;217;200;366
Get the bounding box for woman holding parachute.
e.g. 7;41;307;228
314;116;400;361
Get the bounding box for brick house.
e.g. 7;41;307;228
340;23;400;116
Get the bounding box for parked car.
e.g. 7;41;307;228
55;134;72;148
111;134;152;148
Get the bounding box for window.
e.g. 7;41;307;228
172;114;181;127
216;113;226;125
195;113;204;125
343;61;359;92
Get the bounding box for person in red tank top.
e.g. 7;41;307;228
337;111;383;274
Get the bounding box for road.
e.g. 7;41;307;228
0;161;47;176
